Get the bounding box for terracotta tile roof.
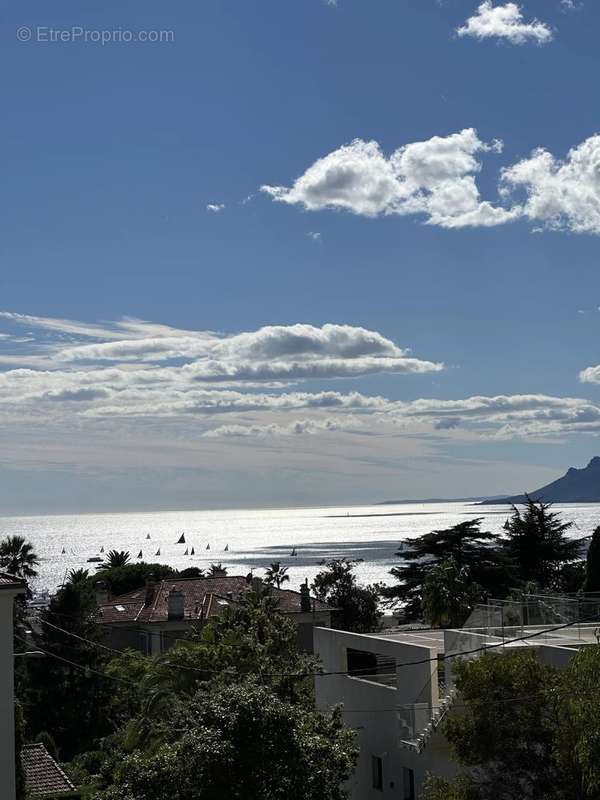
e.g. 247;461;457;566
22;743;76;797
98;575;332;625
0;572;26;590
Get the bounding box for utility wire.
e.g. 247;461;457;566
33;610;600;680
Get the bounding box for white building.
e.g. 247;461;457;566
0;573;26;800
314;595;600;800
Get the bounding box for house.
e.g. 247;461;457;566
96;574;334;654
0;572;26;800
21;743;78;798
314;593;600;800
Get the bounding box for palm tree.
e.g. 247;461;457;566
264;562;289;590
207;563;227;577
0;535;39;580
97;550;131;570
66;568;89;585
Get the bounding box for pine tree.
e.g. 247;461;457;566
502;498;580;591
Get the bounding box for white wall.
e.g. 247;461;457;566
0;589;20;800
314;628;455;799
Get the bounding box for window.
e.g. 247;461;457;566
403;767;415;800
371;755;383;791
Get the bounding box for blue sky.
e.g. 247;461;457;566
1;0;600;513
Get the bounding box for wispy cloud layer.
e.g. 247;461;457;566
457;2;553;45
262;130;600;235
0;313;599;445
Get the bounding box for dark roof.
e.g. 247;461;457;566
97;575;332;625
22;743;76;797
0;572;26;591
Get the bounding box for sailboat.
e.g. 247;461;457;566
177;533;186;544
184;548;189;556
206;543;210;550
146;533;151;540
137;550;143;559
224;544;229;552
290;547;297;557
190;547;195;556
100;546;104;553
155;548;161;556
61;548;66;554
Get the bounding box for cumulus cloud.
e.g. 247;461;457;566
457;2;553;44
307;231;321;241
261;129;519;229
262;130;600;236
206;203;225;213
500;134;600;234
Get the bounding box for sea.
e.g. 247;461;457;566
3;501;600;596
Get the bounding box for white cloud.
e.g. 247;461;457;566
500;134;600;234
206;203;225;213
262;129;519;229
202;418;347;438
457;2;553;45
307;231;321;241
6;312;600;447
262;131;600;236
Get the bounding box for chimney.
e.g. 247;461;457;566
167;588;185;620
95;581;110;607
226;591;233;601
251;576;263;594
144;579;156;607
300;580;311;613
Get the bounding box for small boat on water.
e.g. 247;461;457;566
61;548;66;555
137;550;143;559
87;556;103;563
184;548;189;556
155;548;161;556
177;533;186;544
190;547;195;556
146;533;151;540
206;543;210;550
100;546;104;553
290;547;297;557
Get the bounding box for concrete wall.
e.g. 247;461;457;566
314;628;452;799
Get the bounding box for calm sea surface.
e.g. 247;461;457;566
3;501;600;595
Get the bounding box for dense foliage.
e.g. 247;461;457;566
387;502;587;624
423;646;600;800
94;683;355;800
312;559;382;632
384;519;511;621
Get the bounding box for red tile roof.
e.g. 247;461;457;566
22;743;76;797
97;575;332;625
0;572;26;591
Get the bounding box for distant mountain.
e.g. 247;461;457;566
480;457;600;505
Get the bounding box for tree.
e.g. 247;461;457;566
422;558;482;628
383;520;510;622
67;568;90;585
98;550;131;570
0;535;39;581
93;683;357;800
502;498;581;591
207;563;227;577
312;559;381;633
583;526;600;592
177;567;205;579
264;562;289;589
426;646;600;800
93;562;176;596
